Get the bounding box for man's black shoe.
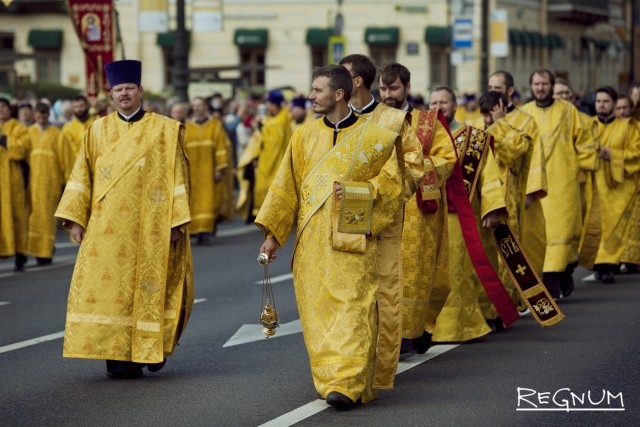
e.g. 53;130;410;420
36;257;52;266
106;360;144;379
147;359;166;373
326;391;355;411
413;332;432;354
601;271;615;284
561;276;574;298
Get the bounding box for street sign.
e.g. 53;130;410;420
328;35;346;64
453;18;473;49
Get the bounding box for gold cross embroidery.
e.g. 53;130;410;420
99;165;112;180
149;188;167;205
464;163;475;174
516;264;527;275
316;173;329;189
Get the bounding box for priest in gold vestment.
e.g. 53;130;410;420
27;102;64;265
252;90;293;218
585;87;640;283
475;86;545;322
185;97;229;244
55;60;194;379
340;56;424;385
426;87;506;343
0;97;30;272
59;95;96;182
373;60;456;356
257;65;403;410
521;70;599;299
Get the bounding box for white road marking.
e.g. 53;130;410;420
0;301;9;307
582;273;597;282
223;319;302;347
0;299;207;355
217;225;259;237
0;331;65;354
254;273;293;285
258;344;460;427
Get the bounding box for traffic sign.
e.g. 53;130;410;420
453;18;473;49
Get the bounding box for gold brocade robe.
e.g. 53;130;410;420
255;116;402;404
55;112;194;363
185;117;229;234
215;126;236;221
358;102;423;389
430;124;506;343
587;117;640;264
27;123;63;258
474;107;545;314
402;110;456;339
0;119;29;257
253;108;293;216
235;127;262;220
59;116;97;182
455;106;482;126
521;99;599;272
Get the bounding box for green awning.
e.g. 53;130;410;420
156;31;191;48
509;29;525;47
424;26;451;47
545;33;564;49
364;27;399;46
526;31;544;47
28;30;63;49
306;28;332;47
234;29;268;47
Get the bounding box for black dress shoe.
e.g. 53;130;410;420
561;276;574;298
601;271;615;284
326;391;355;411
147;359;166;373
412;332;432;354
106;360;144;379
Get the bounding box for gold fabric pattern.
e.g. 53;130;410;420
255;116;402;403
55;112;193;363
27;124;63;258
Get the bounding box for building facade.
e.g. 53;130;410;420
0;0;635;101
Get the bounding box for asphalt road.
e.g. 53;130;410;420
1;219;639;426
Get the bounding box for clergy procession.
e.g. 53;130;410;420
1;52;639;412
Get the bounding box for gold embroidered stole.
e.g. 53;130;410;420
451;125;490;202
297;120;377;238
494;223;564;326
415;110;440;201
93;115;152;204
454;125;564;326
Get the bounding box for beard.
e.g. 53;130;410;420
383;97;404;110
534;90;553;106
313;99;335;117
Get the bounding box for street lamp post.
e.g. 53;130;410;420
172;0;189;102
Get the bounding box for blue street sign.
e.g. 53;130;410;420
453;18;473;49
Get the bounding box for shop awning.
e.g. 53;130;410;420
364;27;399;46
306;28;332;47
424;26;451;47
156;31;191;48
234;29;268;47
545;33;564;49
27;29;63;49
509;29;525;47
526;31;545;47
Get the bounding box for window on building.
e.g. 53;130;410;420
310;46;327;70
34;49;61;84
369;46;396;68
429;47;455;88
239;48;266;89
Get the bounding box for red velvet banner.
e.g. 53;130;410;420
67;0;114;97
